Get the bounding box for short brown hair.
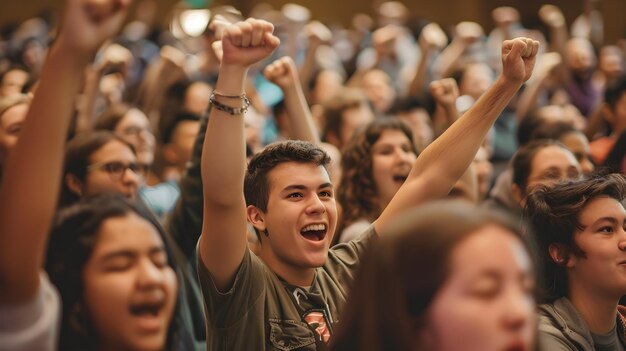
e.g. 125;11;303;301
244;140;330;213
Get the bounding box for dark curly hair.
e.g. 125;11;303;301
338;118;417;231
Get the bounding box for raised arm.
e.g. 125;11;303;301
433;22;484;79
375;37;539;233
199;19;279;291
429;77;460;136
515;51;562;122
407;22;447;98
264;56;320;143
0;0;130;304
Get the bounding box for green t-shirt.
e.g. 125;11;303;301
197;226;377;350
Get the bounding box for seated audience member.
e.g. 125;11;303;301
60;131;145;207
141;111;200;218
329;201;536;351
525;174;626;350
565;38;601;118
486;108;587;216
388;95;434;152
338;118;417;243
0;0;131;349
198;17;538;349
59;129;208;343
46;195;195;350
0;94;30;173
0;66;30;98
512;140;582;208
357;68;397;115
590;78;626;164
322;87;375;150
94;102;156;177
531;122;595;175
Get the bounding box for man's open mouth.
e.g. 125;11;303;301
300;223;327;241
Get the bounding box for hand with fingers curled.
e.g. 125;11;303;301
455;22;484;45
430;78;460;107
57;0;132;57
492;6;520;28
501;37;540;84
305;21;332;47
539;4;566;28
419;23;448;50
220;18;281;70
264;56;299;91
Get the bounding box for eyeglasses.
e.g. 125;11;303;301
87;161;149;179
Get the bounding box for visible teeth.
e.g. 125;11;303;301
302;224;326;232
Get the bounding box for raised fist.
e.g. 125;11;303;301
220;18;281;69
539;4;566;28
57;0;131;56
492;6;520;28
455;22;484;44
420;23;448;50
430;78;459;107
264;56;299;90
501;37;540;84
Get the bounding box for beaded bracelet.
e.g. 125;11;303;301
209;92;250;115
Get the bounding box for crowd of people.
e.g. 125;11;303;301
1;0;626;350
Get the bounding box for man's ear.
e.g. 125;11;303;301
512;182;525;207
549;243;575;268
246;205;266;233
65;173;84;197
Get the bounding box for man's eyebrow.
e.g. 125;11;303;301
282;184;307;192
282;183;333;192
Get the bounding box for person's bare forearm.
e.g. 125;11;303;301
199;19;280;291
433;39;468;78
282;83;320;143
408;48;435;97
376;55;530;235
202;65;248;207
0;47;87;303
75;65;102;134
409;77;519;198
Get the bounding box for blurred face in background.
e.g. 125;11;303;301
523;145;581;198
0;68;29;97
371;129;417;210
0;102;28;163
81;140;144;199
424;225;535;351
360;69;396;114
114;108;156;166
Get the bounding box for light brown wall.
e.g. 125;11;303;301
1;0;624;43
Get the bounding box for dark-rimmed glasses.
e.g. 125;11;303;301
87;161;149;180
